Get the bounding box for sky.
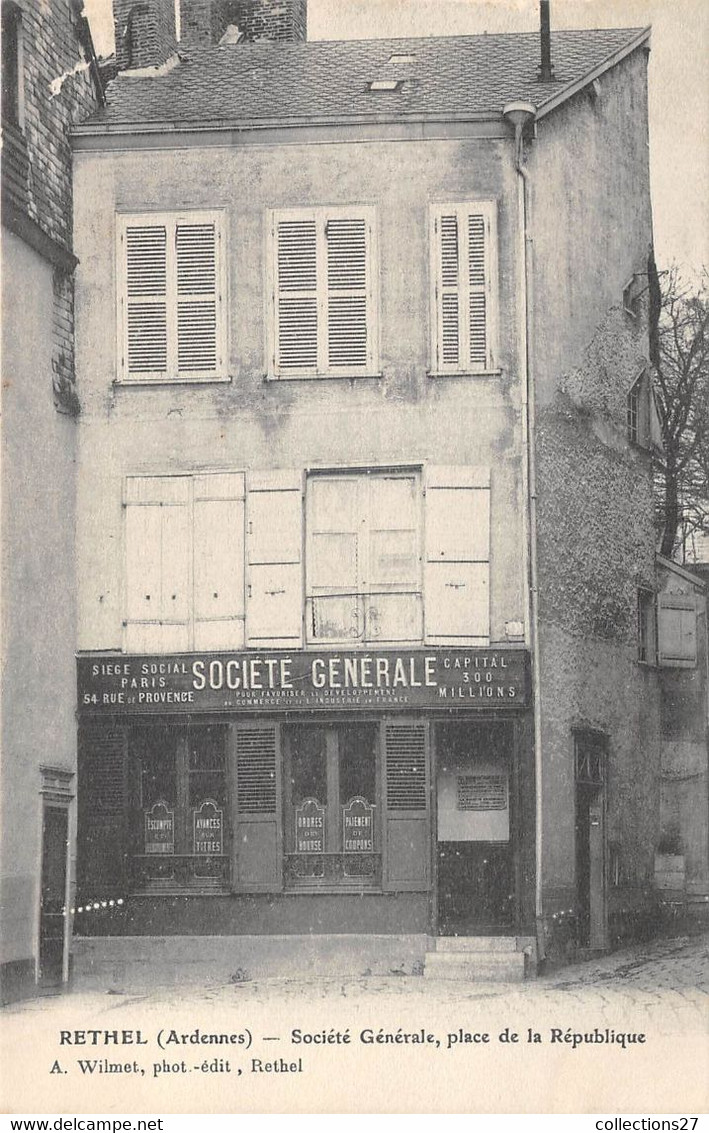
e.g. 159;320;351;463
83;0;708;274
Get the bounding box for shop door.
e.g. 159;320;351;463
39;806;69;985
436;722;515;935
574;732;607;951
284;724;379;887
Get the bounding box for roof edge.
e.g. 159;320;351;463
535;25;651;120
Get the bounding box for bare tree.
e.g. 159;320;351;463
649;252;709;561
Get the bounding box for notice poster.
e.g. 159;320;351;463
1;0;708;1123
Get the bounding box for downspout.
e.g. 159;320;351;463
502;101;545;961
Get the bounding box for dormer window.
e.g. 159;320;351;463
1;2;24;128
366;79;403;92
387;53;416;65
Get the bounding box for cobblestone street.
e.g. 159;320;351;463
2;932;707;1114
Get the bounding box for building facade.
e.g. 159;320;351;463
0;0;103;1002
70;0;670;977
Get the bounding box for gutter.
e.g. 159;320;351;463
502;100;545;961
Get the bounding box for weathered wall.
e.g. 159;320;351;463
530;49;659;951
0;234;78;977
73;132;527;650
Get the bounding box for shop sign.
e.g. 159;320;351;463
343;797;374;852
193;799;223;855
295;798;325;853
77;648;530;715
457;774;508;812
144;800;174;854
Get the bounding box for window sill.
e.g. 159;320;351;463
266;372;383;383
428;369;502;379
114;376;231;387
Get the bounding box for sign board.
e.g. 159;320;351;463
342;797;374;852
193;798;223;855
457;774;508;812
144;800;174;855
295;798;325;853
77;648;529;715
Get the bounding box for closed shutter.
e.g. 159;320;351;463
123;222;168;377
193;473;245;650
176;220;221;375
432;203;497;374
272;208;377;377
124;477;190;652
246;470;303;645
425;465;490;643
77;723;126;897
232;724;283;892
382;720;430;891
657;593;697;666
119;213;224;382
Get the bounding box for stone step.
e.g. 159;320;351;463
424;950;526;983
436;936;521;953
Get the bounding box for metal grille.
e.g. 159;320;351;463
385;723;427;810
236;727;277;813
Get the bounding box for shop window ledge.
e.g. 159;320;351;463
130;853;230;894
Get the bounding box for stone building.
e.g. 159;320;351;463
1;0;103;1002
68;0;687;981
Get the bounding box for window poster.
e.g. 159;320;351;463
1;0;707;1123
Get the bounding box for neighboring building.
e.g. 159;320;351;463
70;0;678;979
0;1;103;1002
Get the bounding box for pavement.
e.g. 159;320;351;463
2;931;707;1114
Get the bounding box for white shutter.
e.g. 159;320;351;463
246;470;303;645
193;473;245;650
122;223;168;378
432;203;496;374
119;213;224;382
657;593;697;667
124;477;190;652
274;217;319;375
325;216;371;372
176;221;221;375
425;466;490;642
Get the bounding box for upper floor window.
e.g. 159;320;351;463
626;371;655;448
430;202;498;375
117;212;226;383
637;587;657;664
268;207;379;379
1;2;23;128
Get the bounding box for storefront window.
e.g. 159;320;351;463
284;723;379;886
132;724;228;892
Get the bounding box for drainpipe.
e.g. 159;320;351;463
502;101;545;962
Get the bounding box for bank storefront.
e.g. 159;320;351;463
76;647;533;938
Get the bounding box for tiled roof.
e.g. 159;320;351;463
79;28;649;132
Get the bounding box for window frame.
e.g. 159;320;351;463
116;210;228;385
637;586;657;665
304;467;424;647
267;205;380;380
1;2;24;129
429;200;499;377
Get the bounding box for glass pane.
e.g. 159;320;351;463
339;726;377;806
310;595;363;640
369;476;416;528
366;594;422;642
310;532;358;590
188;726;225;771
309;477;358;531
369;530;418;586
137;727;177;808
289;727;327;805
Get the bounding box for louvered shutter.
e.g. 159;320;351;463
119;213;224;382
176;220;221;375
432;203;496;374
77;723;127;897
382;720;430;891
274;216;319;375
231;724;283;892
657;593;697;666
122;222;168;378
193;473;245;650
325;215;371;372
425;466;490;643
272;208;377;377
246;470;303;645
124;477;190;652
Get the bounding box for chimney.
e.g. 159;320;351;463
114;0;177;70
180;0;307;46
538;0;554;82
